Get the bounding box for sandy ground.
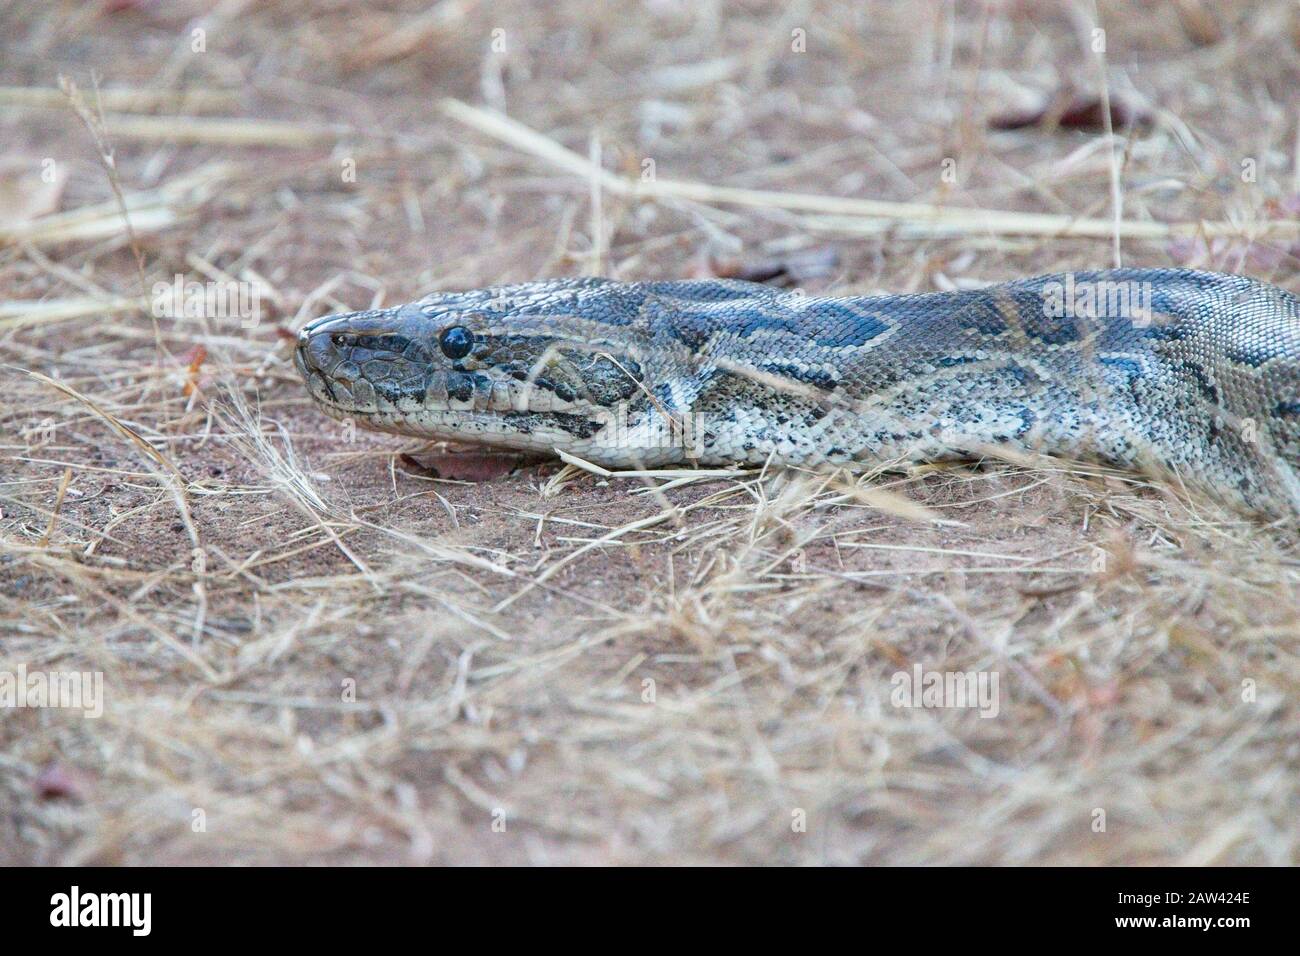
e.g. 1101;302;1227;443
1;0;1298;864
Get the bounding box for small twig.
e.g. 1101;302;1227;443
39;467;74;548
58;74;151;314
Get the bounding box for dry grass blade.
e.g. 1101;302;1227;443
0;296;137;331
0;162;234;247
93;114;347;147
828;475;950;524
439;98;1300;240
0;85;238;112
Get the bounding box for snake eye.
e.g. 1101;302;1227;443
439;325;474;360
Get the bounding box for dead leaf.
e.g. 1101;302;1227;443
709;245;841;286
182;344;207;397
989;89;1152;134
401;450;528;482
35;761;93;802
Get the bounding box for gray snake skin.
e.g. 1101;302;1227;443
295;269;1300;516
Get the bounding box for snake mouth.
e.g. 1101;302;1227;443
294;315;364;411
295;309;434;414
293;339;347;411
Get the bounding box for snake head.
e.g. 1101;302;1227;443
294;279;682;460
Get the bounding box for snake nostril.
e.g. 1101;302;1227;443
296;328;339;375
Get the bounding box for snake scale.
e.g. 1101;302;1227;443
296;268;1300;516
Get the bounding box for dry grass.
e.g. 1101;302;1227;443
1;0;1298;865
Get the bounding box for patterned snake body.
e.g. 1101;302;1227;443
296;269;1300;515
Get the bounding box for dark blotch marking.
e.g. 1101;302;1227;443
728;306;797;338
953;292;1009;336
664;319;712;351
501;368;578;403
1004;364;1033;388
758;361;838;391
1023;314;1080;346
374;378;426;405
805;302;890;347
935;354;983;368
1176;360;1218;403
1100;356;1145;399
339;333;431;367
1143;323;1193;342
1010;293;1081;345
577;354;643;405
665;299;891;351
532;376;577;403
1099;356;1143;379
652;383;679;412
335;333;412;354
1226;341;1277;368
445;374;473;403
645;280;767;303
446;372;492;404
1015;406;1036;437
500;410;601;439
